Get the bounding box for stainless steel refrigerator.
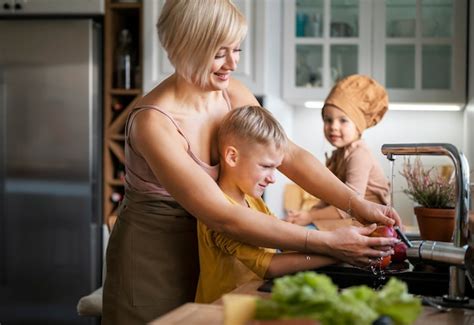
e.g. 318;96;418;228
0;3;103;324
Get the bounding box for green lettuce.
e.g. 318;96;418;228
374;278;422;325
255;271;421;325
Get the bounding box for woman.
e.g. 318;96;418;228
102;1;401;324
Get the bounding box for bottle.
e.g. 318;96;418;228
112;98;124;112
296;12;307;37
115;29;135;89
110;192;123;203
312;13;321;37
115;164;126;182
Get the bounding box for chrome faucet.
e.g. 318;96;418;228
381;143;472;302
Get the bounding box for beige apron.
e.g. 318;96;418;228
102;189;199;324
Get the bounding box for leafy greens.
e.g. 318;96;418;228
255;271;421;325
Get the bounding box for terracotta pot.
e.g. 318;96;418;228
414;207;455;242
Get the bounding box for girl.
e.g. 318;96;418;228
286;75;391;226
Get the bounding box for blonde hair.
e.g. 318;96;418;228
218;106;288;154
157;0;247;88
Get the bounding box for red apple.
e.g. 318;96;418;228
392;242;408;263
379;255;392;269
370;225;396;239
369;226;396;269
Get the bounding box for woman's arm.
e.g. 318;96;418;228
279;141;401;227
265;252;337;279
286;146;377;225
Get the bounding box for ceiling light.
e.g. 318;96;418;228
389;103;463;111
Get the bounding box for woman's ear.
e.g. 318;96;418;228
223;145;239;167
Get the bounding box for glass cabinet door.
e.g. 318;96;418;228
373;0;465;103
284;0;371;103
296;44;323;87
295;0;324;38
331;0;359;38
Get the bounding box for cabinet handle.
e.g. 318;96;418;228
3;3;11;10
14;2;21;10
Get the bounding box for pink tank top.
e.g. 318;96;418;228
123;91;232;197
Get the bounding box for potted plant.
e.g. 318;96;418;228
400;157;456;242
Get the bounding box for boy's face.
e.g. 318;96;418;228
322;105;360;148
226;141;284;199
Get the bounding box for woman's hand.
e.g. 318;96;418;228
353;196;402;227
285;210;313;226
314;224;398;267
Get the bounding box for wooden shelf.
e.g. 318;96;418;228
109;134;126;141
110;88;142;95
103;0;143;225
108;179;125;186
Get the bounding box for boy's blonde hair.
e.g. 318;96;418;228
218;106;288;154
157;0;247;88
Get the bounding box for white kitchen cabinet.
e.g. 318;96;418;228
142;0;265;94
373;0;466;104
283;0;467;106
283;0;373;104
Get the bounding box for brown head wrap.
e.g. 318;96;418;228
323;75;388;133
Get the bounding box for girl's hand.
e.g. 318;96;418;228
353;197;402;227
316;224;397;267
285;210;313;226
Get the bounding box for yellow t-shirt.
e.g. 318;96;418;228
195;194;276;303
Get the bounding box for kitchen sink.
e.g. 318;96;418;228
258;262;474;299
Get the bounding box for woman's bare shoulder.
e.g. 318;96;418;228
129;107;186;158
227;78;259;108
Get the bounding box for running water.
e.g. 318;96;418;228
369;258;387;290
388;157;395;210
368;157;395;289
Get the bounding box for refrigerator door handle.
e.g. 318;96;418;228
90;20;102;226
89;20;103;289
0;65;6;286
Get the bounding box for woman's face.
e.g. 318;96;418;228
208;41;241;90
323;105;360;148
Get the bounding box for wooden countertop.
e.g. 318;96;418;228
150;281;474;325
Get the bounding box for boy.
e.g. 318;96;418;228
195;105;337;303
